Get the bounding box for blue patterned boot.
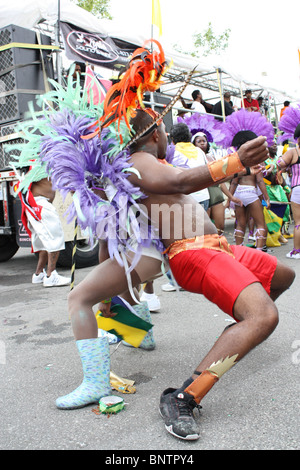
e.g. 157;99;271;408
56;337;111;409
123;301;156;350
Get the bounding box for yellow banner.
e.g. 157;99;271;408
152;0;163;36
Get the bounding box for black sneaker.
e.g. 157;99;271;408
159;388;201;440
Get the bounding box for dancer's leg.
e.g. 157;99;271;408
234;205;247;245
291;201;300;250
247;199;267;250
193;282;278;374
68;257;141;340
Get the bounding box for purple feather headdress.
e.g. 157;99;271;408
278;103;300;144
177;112;226;145
219;109;275;149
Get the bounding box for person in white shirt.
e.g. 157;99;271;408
191;90;207;114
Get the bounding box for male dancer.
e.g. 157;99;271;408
59;109;294;442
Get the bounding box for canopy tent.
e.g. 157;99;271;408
0;0;110;36
0;0;296;118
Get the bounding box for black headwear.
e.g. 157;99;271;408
232;130;257;149
294;123;300;139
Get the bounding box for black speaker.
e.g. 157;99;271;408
144;92;174;134
0;24;54;125
0;121;24;169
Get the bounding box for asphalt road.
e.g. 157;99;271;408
0;218;299;452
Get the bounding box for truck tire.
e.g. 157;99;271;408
57;238;99;269
0;235;19;262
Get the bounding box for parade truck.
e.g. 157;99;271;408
0;164;99;267
0;23;100;267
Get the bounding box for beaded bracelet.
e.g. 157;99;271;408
101;298;112;304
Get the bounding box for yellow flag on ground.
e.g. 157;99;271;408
152;0;163;36
96;304;153;348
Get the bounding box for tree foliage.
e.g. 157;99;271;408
73;0;112;20
174;22;231;58
193;22;231;57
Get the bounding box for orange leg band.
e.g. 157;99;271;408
208;152;245;182
184;370;219;404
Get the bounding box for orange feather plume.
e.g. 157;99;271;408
82;39;168;143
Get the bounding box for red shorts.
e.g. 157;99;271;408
169;244;277;318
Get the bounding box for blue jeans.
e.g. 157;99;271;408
200;199;210;211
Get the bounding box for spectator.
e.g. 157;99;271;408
191;90;207;114
173;98;192;123
66;62;85;89
280;101;290;119
19;178;71;287
212;92;235;120
242;89;260;112
257;97;267;116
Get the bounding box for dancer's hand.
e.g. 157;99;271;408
231;196;243;207
265;197;271;209
98;301;117;318
250;164;264;175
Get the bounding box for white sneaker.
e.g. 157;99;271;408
43;270;71;287
161;282;176;292
32;271;45;284
286;249;300;259
140;292;161;312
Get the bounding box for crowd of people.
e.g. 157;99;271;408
170;87;295;248
16;49;300;443
179;87;274;121
140;98;297;300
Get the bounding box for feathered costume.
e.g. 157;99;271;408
166;112;226;166
178;112;226;146
8;40;194;275
278;102;300;144
83;39;167;142
219;108;275;150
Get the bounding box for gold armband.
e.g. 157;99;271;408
208;152;245;182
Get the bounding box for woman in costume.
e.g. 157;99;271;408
191;130;243;235
277;103;300;258
220;109;274;250
175;112;243;233
263;141;290;244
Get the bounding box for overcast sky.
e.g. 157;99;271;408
108;0;300;98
